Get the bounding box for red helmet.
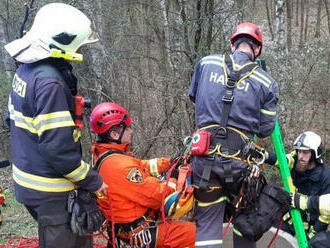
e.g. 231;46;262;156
90;102;132;134
230;22;263;56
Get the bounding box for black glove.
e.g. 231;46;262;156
68;190;105;236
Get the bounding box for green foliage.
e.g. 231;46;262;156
0;189;37;245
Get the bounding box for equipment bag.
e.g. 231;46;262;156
164;165;194;219
232;183;291;241
190;130;212;156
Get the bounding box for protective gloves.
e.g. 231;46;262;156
68;189;105;236
290;192;308;210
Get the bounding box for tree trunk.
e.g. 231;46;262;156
275;0;285;46
286;0;292;49
303;0;309;43
266;0;274;40
205;0;214;52
315;0;322;37
295;0;299;26
299;0;305;47
194;0;202;59
324;0;330;36
0;18;14;80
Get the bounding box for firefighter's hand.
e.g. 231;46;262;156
68;190;105;236
290;192;308;210
95;182;108;196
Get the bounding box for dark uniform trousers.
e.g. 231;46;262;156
26;199;93;248
193;155;257;248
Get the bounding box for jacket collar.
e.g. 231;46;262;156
294;164;324;182
91;142;131;157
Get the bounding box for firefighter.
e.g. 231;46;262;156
188;22;279;248
90;102;196;248
291;193;330;248
4;3;107;248
266;131;330;244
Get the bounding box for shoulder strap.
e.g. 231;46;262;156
93;150;124;171
218;55;258;138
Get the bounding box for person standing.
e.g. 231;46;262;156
4;3;107;248
188;22;279;248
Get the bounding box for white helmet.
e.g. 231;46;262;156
293;131;323;160
5;3;98;63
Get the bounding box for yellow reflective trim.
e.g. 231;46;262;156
318;215;330;224
50;48;83;62
37;121;75;136
195;240;223;246
8;101;74;136
149;158;159;177
233;227;243;237
197;196;228;207
32;111;72;125
260;109;276;116
65;160;90;182
12;164;75;192
319;194;330;218
73;129;82;143
222;55;228;83
303;222;309;230
287;177;296;192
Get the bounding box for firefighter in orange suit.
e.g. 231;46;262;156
90;102;196;248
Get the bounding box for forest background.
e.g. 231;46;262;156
0;0;329;243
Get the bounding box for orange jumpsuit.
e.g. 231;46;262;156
93;142;195;248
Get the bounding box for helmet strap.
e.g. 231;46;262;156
117;125;127;144
107;125;126;144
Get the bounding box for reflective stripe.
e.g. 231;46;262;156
195;240;223;247
12;164;75;192
8;100;74;136
260;109;276;116
201;60;223;67
167;181;176;190
319;194;330;222
283;212;291;221
149;158;159;177
197;196;228;207
303;222;309;230
319;215;330;224
65;160;90;182
73;129;81;142
250;74;270;88
233;227;243;237
201;55;223;62
251;70;271;86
